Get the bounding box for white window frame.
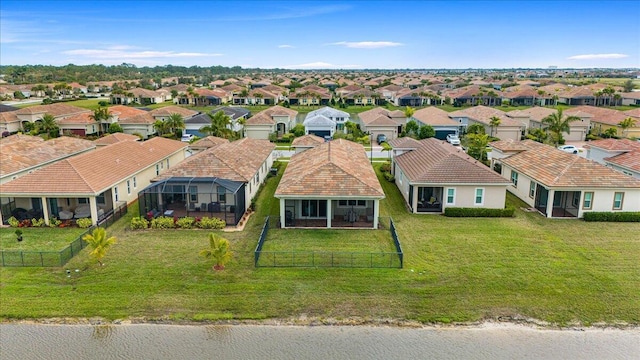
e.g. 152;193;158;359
127;180;131;195
613;192;624;210
474;188;484;206
446;188;455;205
133;176;137;189
156;164;160;176
583;192;593;210
510;171;518;186
529;181;535;198
114;187;119;202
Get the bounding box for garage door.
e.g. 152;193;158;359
309;130;331;137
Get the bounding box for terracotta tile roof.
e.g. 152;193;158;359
57;112;95;125
247;105;297;125
507;107;556;122
388;137;421;149
395;138;510;184
291;134;325;147
584;138;640;151
621;92;640;100
0;110;19;124
604;150;640;172
0;137;186;195
129;88;162;97
359;107;400;126
449;105;522;127
16;103;89;117
566;106;625;126
623;108;640;118
149;106;199;118
93;133;140;146
501;141;640;188
412;107;459;126
189;136;229;149
245;113;275;125
108;105;148;119
276;139;384;198
155;138;274;182
489;139;533;152
0;135;96;178
118;112;156;125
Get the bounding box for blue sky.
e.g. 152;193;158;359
1;1;638;69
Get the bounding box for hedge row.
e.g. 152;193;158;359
583;212;640;222
444;207;515;217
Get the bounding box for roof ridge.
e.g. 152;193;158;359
65;158;96;192
549;153;581;185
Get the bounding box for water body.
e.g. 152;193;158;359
1;323;638;360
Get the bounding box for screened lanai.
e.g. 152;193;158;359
138;177;246;226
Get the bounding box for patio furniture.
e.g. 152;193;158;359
164;209;174;216
59;210;74;220
207;202;221;212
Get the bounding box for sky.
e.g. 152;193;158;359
1;0;639;69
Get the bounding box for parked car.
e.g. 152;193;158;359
181;134;194;142
376;134;387;145
558;145;578;154
446;134;461;146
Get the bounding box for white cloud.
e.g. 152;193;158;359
278;44;294;48
62;48;223;59
328;41;403;49
567;53;629;60
281;62;362;69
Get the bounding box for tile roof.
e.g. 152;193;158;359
501;140;640;188
448;105;522;127
359;107;401;126
623;107;640;119
16;103;89;117
489;139;532;152
507;107;556;122
118;112;156;125
93;133;140;146
604;150;640;172
108;105;148;119
247;105;297;125
0;137;186;194
584;138;640;151
0;135;96;178
388;137;421;149
291;134;325;147
395;138;510;184
412;106;459;126
189;136;229;149
154;138;274;182
275;139;384;198
149;106;199;118
245;113;275;125
566;106;625;126
57;112;96;125
0;110;19;124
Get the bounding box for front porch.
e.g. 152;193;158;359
278;198;380;229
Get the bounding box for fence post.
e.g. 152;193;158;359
20;251;24;267
1;251;4;266
40;252;44;267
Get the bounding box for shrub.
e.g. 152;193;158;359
151;216;176;229
176;216;195;229
31;218;45;227
7;216;20;228
379;162;391;173
19;219;32;227
76;218;93;228
49;217;62;227
383;172;395;182
583;212;640;222
196;216;226;229
130;216;149;230
281;133;294;143
444;207;515;217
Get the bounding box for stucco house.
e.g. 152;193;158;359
275;139;385;229
411;106;461;140
393;138;510;214
449;106;523;141
507;107;591;142
244;105;298;140
0;137;187;226
305;106;350;134
585;138;640;179
358;107;405;142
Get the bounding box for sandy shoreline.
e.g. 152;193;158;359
2;315;638;331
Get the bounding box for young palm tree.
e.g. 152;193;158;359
618;117;637;138
489;116;501;137
199;233;232;271
82;227;117;266
541;109;581;146
166;113;185;135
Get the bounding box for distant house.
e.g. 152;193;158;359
358;107;406;142
244;105;298;140
393;138;510;214
620;92;640;106
443;85;503;107
343;88;380;106
506;107;591;142
211;106;250;133
569;106;638;139
109;105;156;139
110;88;167;105
449;106;523;141
411;106;461;140
306;106;350;133
0;137;187;226
149;105;198;122
288;86;331;106
275;139;385;229
585;139;640;179
492;140;640;218
138;138;274;226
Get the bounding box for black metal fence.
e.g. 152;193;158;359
254;216;403;268
1;203;128;267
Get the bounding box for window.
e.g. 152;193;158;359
96;193;106;205
114;187;119;202
582;192;593;209
127;180;131;195
254;173;259;184
78;198;88;204
474;188;484;205
166;159;169;168
189;186;198;203
301;200;327;217
156;164;160;176
613;192;624;210
133;177;137;189
338;200;366;207
510;171;518;186
529;182;536;198
218;186;226;203
446;188;455;205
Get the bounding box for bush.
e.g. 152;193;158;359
379;162;391;173
7;216;20;228
49;217;62;227
583;212;640;222
383;172;395;182
444;207;515;217
151;216;176;229
130;216;150;230
31;218;45;227
196;216;226;229
281;133;294;143
76;218;93;228
176;216;195;229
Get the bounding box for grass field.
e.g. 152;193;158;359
0;227;88;251
0;164;638;325
263;229;396;253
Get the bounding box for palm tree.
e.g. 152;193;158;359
89;107;112;135
541;109;581;147
166;113;185;135
200;111;233;138
618;117;637;138
154;120;169;136
82;227;117;266
39;113;58;135
489;116;501;137
199;233;232;271
404;106;415;122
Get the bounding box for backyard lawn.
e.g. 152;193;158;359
0;164;638;326
0;227;88;251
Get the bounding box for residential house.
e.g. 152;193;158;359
358;107;406;142
303;106;350;136
291;134;325;154
108;105;156;139
149;106;198;122
288;86;331;106
14;103;89;126
175;88;228;106
620;92;640;106
0;134;95;185
411;106;461;140
443;85;503;106
506;107;591;141
233;88;279;106
0;137;187;226
449;105;523;141
567;106;639;139
393;138;510;214
110;88;167;105
493;140;640;218
138;138;274;226
335;84;362;98
211;106;250;133
556;85;597;106
244;105;298;140
584;139;640;179
343;88;380;106
57;112;101;136
275;139;385;229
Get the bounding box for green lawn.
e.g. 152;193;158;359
0;227;88;251
1;164;638;325
263;229;396;253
